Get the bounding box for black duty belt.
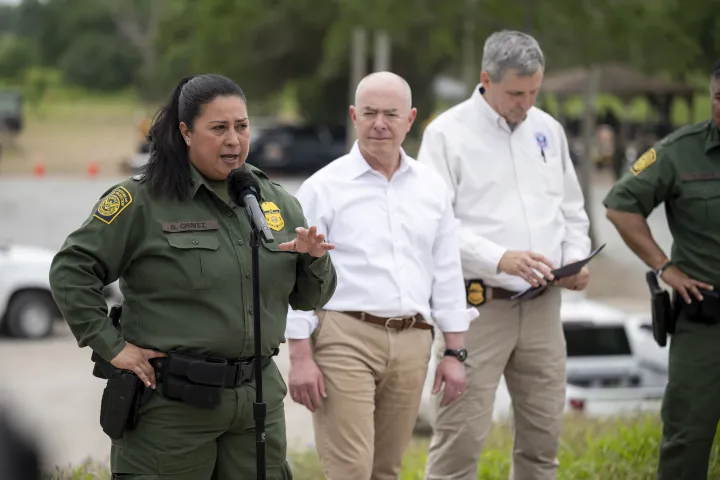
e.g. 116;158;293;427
149;349;278;409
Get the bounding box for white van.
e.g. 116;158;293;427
416;292;667;430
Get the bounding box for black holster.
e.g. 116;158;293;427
151;349;277;409
90;304;152;440
646;271;675;347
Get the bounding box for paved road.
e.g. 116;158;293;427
0;171;673;470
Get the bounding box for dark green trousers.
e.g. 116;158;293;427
111;360;293;480
657;313;720;480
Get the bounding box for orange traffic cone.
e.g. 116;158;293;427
87;161;99;177
33;161;45;177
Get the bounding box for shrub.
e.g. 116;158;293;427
43;412;720;480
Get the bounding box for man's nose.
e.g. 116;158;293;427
373;115;388;129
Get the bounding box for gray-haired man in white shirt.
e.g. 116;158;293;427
285;71;479;480
417;31;592;480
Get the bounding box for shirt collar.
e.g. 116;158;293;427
188;161;262;201
706;121;720;153
188;161;208;198
345;140;415;180
472;84;523;133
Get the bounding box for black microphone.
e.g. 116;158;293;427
227;168;274;244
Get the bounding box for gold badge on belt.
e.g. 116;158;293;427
466;279;486;306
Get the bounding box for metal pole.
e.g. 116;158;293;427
373;30;391;72
347;28;367;151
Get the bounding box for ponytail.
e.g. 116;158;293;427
141;74;248;200
143;76;195;201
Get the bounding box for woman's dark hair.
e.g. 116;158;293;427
142;74;247;200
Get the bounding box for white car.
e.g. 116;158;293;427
0;241;120;339
0;241;61;338
417;292;668;430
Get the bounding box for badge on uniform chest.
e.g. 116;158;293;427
261;201;284;231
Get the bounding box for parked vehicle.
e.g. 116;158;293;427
0;90;22;134
0;241;60;339
0;241;119;339
561;296;667;416
246;122;347;174
416;292;667;430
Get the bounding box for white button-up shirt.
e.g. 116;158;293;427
417;85;591;292
285;142;479;339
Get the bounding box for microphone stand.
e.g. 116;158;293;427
250;228;266;480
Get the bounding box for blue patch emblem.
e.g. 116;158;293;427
535;133;548;150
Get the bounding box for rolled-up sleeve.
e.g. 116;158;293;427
286;179;335;339
429;188;479;332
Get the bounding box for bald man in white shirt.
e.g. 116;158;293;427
417;30;592;480
285;71;478;480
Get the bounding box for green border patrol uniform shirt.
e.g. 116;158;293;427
603;120;720;287
50;162;337;363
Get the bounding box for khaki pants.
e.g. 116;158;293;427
424;288;566;480
311;310;433;480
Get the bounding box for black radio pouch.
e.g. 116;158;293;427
99;372;145;440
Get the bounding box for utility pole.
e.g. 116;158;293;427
373;30;391;72
462;0;477;94
580;65;600;250
347;28;367;150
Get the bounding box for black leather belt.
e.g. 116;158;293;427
488;287;519;300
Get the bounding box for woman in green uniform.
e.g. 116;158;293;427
49;74;337;480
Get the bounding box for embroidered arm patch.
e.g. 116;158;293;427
93;186;133;225
631;148;657;175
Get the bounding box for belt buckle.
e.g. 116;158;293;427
385;316;416;330
235;362;253;385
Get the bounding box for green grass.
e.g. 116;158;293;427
42;412;720;480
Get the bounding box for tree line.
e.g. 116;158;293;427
0;0;718;133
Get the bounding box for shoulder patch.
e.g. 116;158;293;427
631;148;657;176
93;186;133;225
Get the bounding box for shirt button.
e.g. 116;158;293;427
238;240;244;245
246;273;251;279
249;308;254;315
226;212;233;217
192;240;199;245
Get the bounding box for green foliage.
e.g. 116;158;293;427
58;33;141;91
1;0;720;122
0;34;40;81
41;413;720;480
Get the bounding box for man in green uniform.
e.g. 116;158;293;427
603;61;720;480
49;74;337;480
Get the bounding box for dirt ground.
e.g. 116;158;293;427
0;100;151;177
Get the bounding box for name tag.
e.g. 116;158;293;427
161;219;219;232
680;171;720;182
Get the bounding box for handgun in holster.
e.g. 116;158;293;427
90;303;152;440
645;271;675;347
